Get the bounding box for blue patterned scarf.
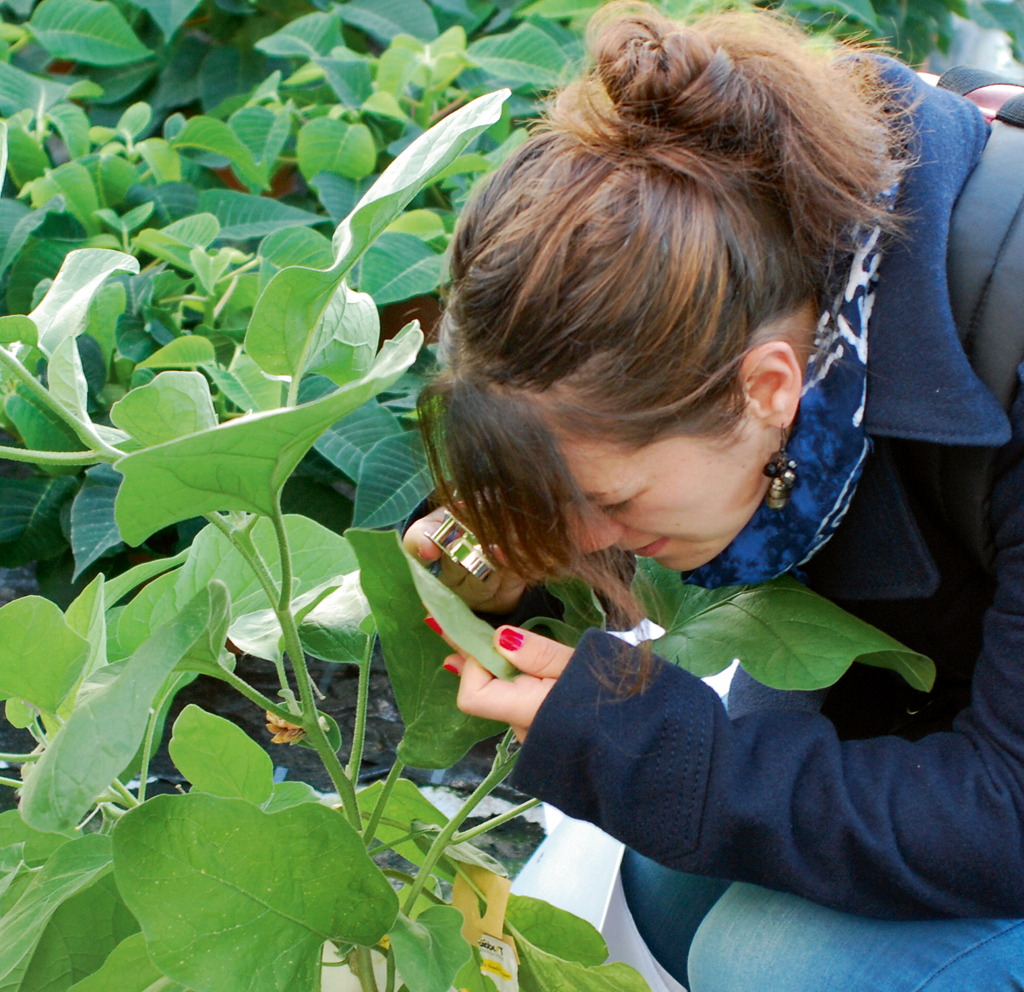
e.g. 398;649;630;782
683;225;884;588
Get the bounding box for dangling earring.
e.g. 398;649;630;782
763;427;797;510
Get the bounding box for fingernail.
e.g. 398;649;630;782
424;616;443;636
498;628;524;651
443;662;459;674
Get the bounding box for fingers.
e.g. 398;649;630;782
455;657;556;731
493;626;573;679
403;507;448;563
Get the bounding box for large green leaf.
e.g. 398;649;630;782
0;835;114;991
304;284;379;387
133;212;219;270
353;431;431;529
0;596;89;714
634;562;936;691
168;704;273;804
390;906;471;992
199;189;323;241
29;0;153;66
170;117;266;192
47;102;90;159
29;248;139;358
20;583;231;833
0;62;69;117
338;0;438;42
18;873;139;992
69;463;123;580
113;793;398;992
467;24;568;89
113;323;422;546
297;118;377;182
64;573;107;688
294;571;371;663
257;227;333;293
506;895;607;967
359;232;443;306
314;400;402;480
136;335;216;369
347;528;505;769
515;933;648;992
110;370;217;447
356;777;447;864
131;0;203;38
255;11;341;57
66;932;184;992
0;476;80;567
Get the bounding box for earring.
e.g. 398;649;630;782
763;428;797;510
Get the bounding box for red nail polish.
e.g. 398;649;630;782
443;662;459;674
424;617;443;636
498;628;524;651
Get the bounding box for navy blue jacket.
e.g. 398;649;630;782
510;65;1024;920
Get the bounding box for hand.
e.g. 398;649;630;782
442;625;574;743
404;506;528;614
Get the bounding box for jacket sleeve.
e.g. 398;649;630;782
511;384;1024;920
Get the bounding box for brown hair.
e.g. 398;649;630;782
420;2;910;600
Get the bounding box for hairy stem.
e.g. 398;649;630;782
363;759;405;847
346;630;376;782
137;675;188;803
380;869;445;904
402;752;517;914
0;345;121;459
0;444;108;465
0;775;22;790
271;502;360;829
109;777;141;808
213;666;295;724
384;948;396;992
452;798;540;844
0;751;39;762
349;946;378;992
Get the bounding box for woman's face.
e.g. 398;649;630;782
556;334;809;571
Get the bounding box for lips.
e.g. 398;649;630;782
633;537;669;557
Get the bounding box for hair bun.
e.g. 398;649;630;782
592;6;736;128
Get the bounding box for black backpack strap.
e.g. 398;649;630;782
932;120;1024;573
997;92;1024;127
937;66;1016;95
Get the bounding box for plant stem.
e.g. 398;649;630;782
0;444;107;465
0;775;22;789
380;869;445;904
0;345;121;459
363;759;404;847
346;630;376;782
270;502;361;830
137;675;187;803
384;949;396;992
349;946;378;992
367;824;439;857
451;798;540;844
213;665;296;723
109;777;140;808
0;751;39;762
402;752;518;914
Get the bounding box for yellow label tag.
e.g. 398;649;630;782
478;934;518;992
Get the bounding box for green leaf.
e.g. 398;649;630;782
168;703;273;804
854;648;937;693
66;932;184;992
47;102;90;159
0;316;37;348
113;793;398;989
515;933;648;992
0;63;69;118
0;836;114;989
359;232;443;306
134;212;219;270
23;162;100;236
0;812;72;867
64;572;107;686
390;906;471;992
70;463;123;580
170;117;267;192
136;335;216;369
29;248;139;358
258;227;333;293
787;0;879;28
338;0;439;43
117;102;151;141
204;354;283;413
347;528;506;769
467;24;568;89
353;431;431;529
255;11;341;57
297;118;377;182
295;571;371;663
318;57;373;111
0;596;89;713
357;777;446;864
331;89;508;270
19;872;139;992
115;324;422;545
130;0;202;38
198;189;323;241
110;370;217;447
29;0;153;66
262;780;319;813
20;583;230;833
634;563;936;691
545;578;605;637
103;547;188;609
506;894;607;967
314;400;402;480
47;333;90;423
305;284;380;387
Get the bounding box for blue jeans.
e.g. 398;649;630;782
621;849;1024;991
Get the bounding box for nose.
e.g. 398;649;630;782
577;512;625;554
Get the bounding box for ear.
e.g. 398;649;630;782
740;339;804;430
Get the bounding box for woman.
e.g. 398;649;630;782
404;5;1024;988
